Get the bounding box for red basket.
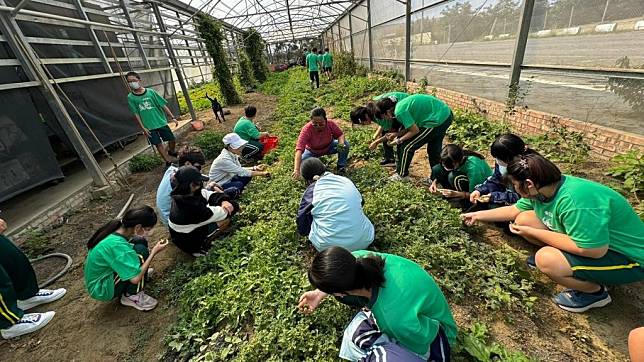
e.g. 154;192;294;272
259;135;279;156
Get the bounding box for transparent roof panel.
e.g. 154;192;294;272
180;0;359;42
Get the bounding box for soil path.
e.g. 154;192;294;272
0;92;278;362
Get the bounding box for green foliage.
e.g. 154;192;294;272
416;77;429;93
237;48;256;90
128;153;163;173
607;56;644;112
257;71;289;96
196;15;241;105
332;51;368;78
194;130;226;159
21;230;51;257
454;323;535;362
607;150;643;219
524;119;591;170
447;110;511;152
243;28;270;83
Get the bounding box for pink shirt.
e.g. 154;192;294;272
295;119;344;155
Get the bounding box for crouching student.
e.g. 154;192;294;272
169;166;239;257
462;154;644;312
429;144;492;209
469;134;532;208
298;247;457;361
0;218;66;339
233;105;269;162
296;158;374;252
84;206;168;311
209;133;270;198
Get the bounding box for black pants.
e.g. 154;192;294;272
309;71;319;88
0;235;39;328
396;113;453;177
241;139;264;162
378;128;396;161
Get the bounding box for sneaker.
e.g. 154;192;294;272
379;159;395;167
526;254;537;269
17;288;67;311
553;287;611;313
387;173;410;182
1;312;55;339
120;291;158;311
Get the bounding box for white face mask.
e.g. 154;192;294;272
496;159;508;176
128;81;140;90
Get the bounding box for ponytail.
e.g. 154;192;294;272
354;255;385;290
87;205;157;250
308;246;385;294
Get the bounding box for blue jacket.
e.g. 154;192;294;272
296;183;315;236
474;163;520;205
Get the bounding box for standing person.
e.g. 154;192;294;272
84;206;169;311
233;105;269;161
208;133;270;197
204;93;225;123
429;144;492;208
322;48;333;80
469;133;533;208
351;92;409;167
292;107;350;179
169;166;239;257
462;154;644;312
376;94;453;182
306;47;321;89
126;71;180;166
296;158;374;252
298;247;457;361
0;218;66;339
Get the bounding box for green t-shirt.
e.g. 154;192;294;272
373;92;410;130
394;94;451;129
306;53;320;72
84;234;142;301
127;88;169;131
233;117;261;141
352;250;457;354
515;175;644;265
322;52;333;67
460;156;493;192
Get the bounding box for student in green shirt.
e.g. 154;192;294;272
306;47;321;89
298;246;457;361
430;144;492;209
322;48;333;80
84;206;168;311
376;94;453;182
126;71;179;166
233;105;269;161
462;154;644;313
350;92;409;167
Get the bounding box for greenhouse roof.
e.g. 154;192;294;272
179;0;359;43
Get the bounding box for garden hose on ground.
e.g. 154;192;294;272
30;253;73;288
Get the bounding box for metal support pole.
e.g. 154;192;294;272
0;11;108;187
508;0;535;105
72;0;112;73
366;0;373;70
151;2;197;122
120;0;150;69
601;0;610;23
404;0;411;82
348;12;354;53
9;0;30;16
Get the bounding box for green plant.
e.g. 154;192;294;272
416;76;429;93
243;28;270;83
196;15;241;105
525;119;591;171
128;153;163;173
447;109;511;152
237;48;256;90
194;130;226;159
454;323;535;362
608;150;643;196
21;230;51;257
332;51;368;78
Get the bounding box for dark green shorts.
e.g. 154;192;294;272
148;125;175;145
563;250;644;285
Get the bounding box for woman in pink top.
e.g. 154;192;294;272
292;107;350;179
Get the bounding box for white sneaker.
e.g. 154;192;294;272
17;288;67;311
387;173;410;182
1;312;55;339
120;291;158;311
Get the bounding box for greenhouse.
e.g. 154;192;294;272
0;0;642;361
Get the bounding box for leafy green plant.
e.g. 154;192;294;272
196;15;241;105
332;51;368;78
237;48;256;90
454;323;535;362
525;119;591;171
416;76;429;93
21;230;51;258
607;150;643;196
194;130;226;159
447;109;511;152
243;28;270;83
128;153;163;173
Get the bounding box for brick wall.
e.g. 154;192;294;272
407;82;644;160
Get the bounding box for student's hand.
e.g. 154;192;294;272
206;181;222;192
470;190;481;203
385;133;397;141
152;239;169;254
477;194;491;203
298;290;326;314
368;140;380;150
509;223;533;237
292;170;301;180
429;180;439;193
0;219;7;234
254;164;267;171
461;212;479;226
221;201;235;215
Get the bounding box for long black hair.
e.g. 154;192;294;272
507;153;561;194
87;205;157;249
375;97;396;116
490;133;534;164
350;102;380;125
440;144;485;170
308;246;385;294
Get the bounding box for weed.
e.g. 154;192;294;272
454;323;535;362
128;154;163;173
525;119;591;172
447;109;511;152
21;230;51;258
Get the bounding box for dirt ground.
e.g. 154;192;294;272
0;92;278;362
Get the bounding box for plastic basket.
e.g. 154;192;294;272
259;135;279;156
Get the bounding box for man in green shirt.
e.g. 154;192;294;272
306;47;321;89
322;48;333;80
126;71;179;165
233;105;268;161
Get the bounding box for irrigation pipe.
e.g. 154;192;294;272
29;253;73;288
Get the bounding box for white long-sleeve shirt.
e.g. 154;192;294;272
208;148;252;185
